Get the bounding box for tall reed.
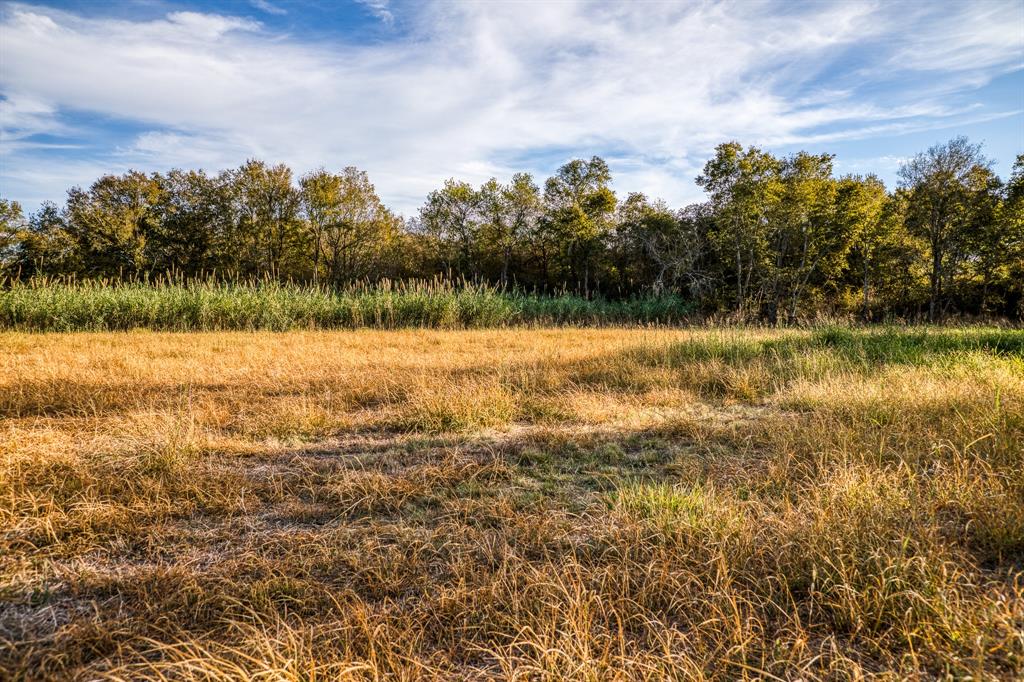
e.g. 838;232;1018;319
0;278;694;331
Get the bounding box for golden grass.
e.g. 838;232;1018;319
1;327;1022;680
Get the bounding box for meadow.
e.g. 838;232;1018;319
1;325;1023;679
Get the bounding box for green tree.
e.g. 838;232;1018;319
837;175;897;320
300;167;399;285
769;152;841;322
64;171;164;278
899;137;993;320
543;156;616;298
0;198;27;276
959;164;1008;314
149;169;225;277
478;173;540;287
8;202;81;278
991;154;1024;317
225;160;304;279
697;143;782;316
614;193;708;297
418;180;481;278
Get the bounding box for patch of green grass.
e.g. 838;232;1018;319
812;326;1024;364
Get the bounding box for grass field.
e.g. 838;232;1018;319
2;326;1023;679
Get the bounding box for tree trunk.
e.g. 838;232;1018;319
930;246;941;323
862;257;870;323
734;238;744;312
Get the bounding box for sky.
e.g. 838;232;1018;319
1;0;1022;216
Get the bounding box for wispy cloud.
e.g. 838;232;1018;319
0;0;1021;213
249;0;287;17
355;0;393;27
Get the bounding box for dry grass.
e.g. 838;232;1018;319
1;327;1022;680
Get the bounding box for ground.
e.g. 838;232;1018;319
1;327;1022;680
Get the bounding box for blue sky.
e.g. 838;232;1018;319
1;0;1022;215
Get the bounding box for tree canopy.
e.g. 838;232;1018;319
3;138;1022;321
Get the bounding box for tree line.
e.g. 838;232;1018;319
2;136;1021;321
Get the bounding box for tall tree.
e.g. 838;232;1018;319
300;167;399;285
227;160;303;279
64;171;164;278
419;180;481;278
770;152;840;323
149;169;225;277
0;198;27;276
960;164;1008;314
478;173;540;287
697;143;782;316
10;202;82;278
899;137;993;321
990;154;1024;317
837;175;895;320
614;193;708;297
543;156;616;298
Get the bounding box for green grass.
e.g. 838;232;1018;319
0;279;694;331
633;326;1024;369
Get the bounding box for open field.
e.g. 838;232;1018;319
1;327;1023;680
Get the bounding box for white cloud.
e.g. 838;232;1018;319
355;0;393;27
0;0;1021;214
1;94;62;145
164;11;261;37
884;2;1023;74
250;0;287;17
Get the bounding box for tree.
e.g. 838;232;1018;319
226;160;304;279
149;169;225;277
0;198;27;276
614;193;708;297
522;199;561;292
478;173;540;287
8;202;81;278
64;171;164;278
991;154;1024;317
300;167;399;285
837;175;895;320
543;156;617;298
419;180;481;278
769;152;840;323
958;164;1008;314
697;143;782;316
899;137;993;321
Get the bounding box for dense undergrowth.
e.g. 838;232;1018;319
0;279;694;331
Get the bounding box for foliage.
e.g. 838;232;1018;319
898;137;1001;321
2;137;1021;321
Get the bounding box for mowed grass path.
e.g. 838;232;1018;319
1;327;1022;680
